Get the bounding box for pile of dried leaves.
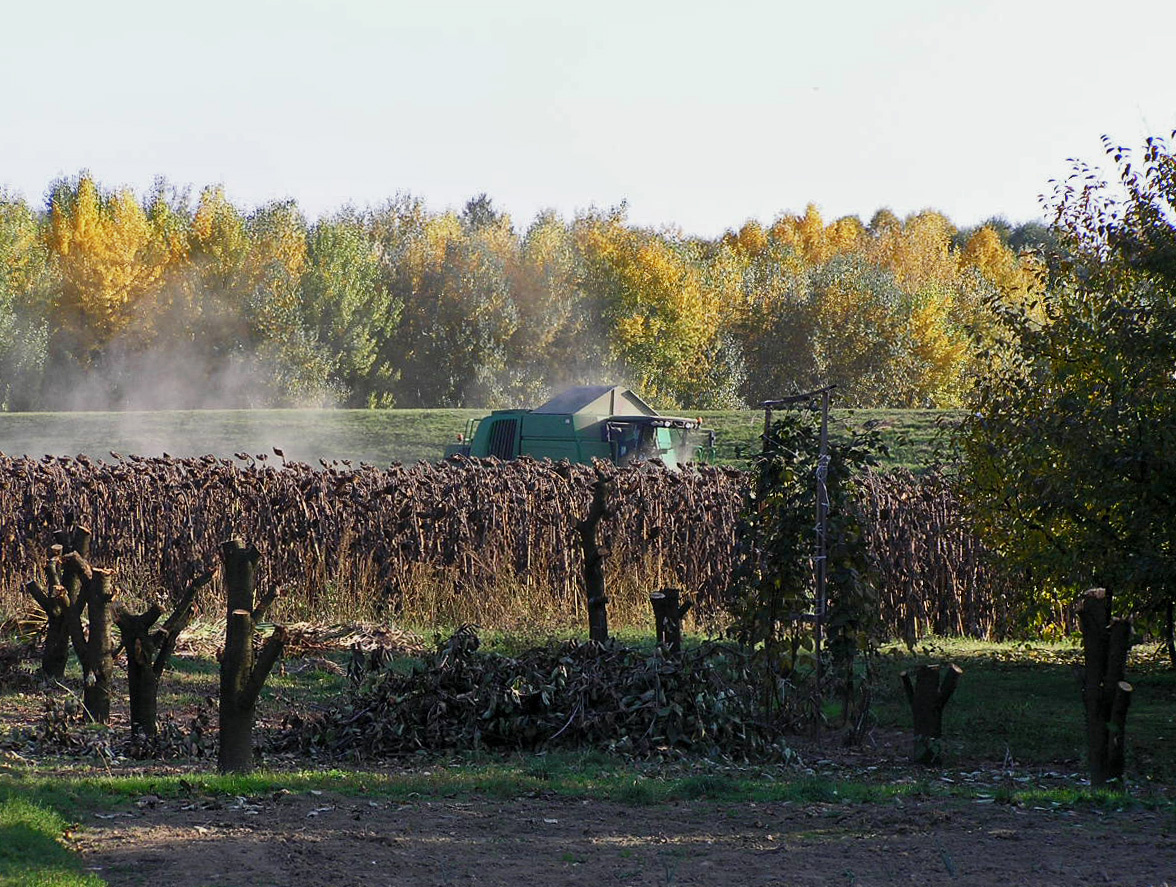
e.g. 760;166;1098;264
0;638;38;691
1;696;216;762
279;627;791;761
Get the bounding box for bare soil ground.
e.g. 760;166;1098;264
4;634;1175;887
74;789;1176;887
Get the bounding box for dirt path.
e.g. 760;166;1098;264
75;791;1176;886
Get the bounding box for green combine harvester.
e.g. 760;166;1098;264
444;385;716;468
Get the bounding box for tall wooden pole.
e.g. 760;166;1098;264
814;387;831;721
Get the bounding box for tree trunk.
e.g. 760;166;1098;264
81;569;115;724
650;588;691;654
1165;600;1175;670
576;472;611;644
60;550;92;664
115;570;209;739
218;539;285;773
26;577;71;681
1079;588;1133;786
116;604;163;738
900;662;962;765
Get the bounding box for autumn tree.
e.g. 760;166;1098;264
186;185;254;361
239;200;332;404
382;198;522;407
575;210;737;408
507;210;605;400
42;174;188;404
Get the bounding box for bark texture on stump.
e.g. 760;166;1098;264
218;539;285;773
114;570;209;739
26;557;72;680
1079;588;1133;786
80;569;116;724
650;588;691;654
900;662;962;765
575;469;612;644
25;527;115;712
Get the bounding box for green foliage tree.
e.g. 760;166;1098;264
957;132;1176;662
0;193;53;410
301;213;400;406
241;200;338;405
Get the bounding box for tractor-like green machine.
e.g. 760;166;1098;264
444;385;715;468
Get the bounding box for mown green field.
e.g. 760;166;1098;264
0;408;954;471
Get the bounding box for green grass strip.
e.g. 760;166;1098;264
0;794;102;887
3;756;1170;818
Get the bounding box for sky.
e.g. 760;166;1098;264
3;0;1175;238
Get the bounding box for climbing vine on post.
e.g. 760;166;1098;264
727;400;883;729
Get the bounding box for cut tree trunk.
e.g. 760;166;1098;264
1165;600;1175;670
650;588;691;654
118;603;163;738
81;568;116;724
1079;588;1133;786
575;471;612;644
218;539;285;773
26;560;72;681
114;570;210;739
900;662;962;765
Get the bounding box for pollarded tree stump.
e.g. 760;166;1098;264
575;467;613;644
114;569;210;739
901;662;962;765
650;588;691;654
218;539;285;773
1078;588;1133;786
80;568;116;724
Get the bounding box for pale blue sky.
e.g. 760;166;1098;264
4;0;1174;236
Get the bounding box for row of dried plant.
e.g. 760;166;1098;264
0;453;1014;638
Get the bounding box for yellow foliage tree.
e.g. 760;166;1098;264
868;210;958;294
576;213;724;407
242;200;308;345
898;286;971;407
959;224;1042;307
45;173;186;358
192;186;249;290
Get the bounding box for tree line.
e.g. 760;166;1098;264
0;173;1051;412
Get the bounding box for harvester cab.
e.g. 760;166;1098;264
444;385;716;468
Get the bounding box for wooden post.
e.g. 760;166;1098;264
218;540;285;773
1078;589;1133;786
650;588;691;654
900;662;963;765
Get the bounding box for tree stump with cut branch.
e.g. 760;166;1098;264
25;544;70;680
901;662;962;765
650;588;691;654
25;529;92;681
218;539;285;773
80;568;116;724
114;570;212;739
575;469;613;644
1078;588;1133;786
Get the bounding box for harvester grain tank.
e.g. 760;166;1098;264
444;385;715;468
